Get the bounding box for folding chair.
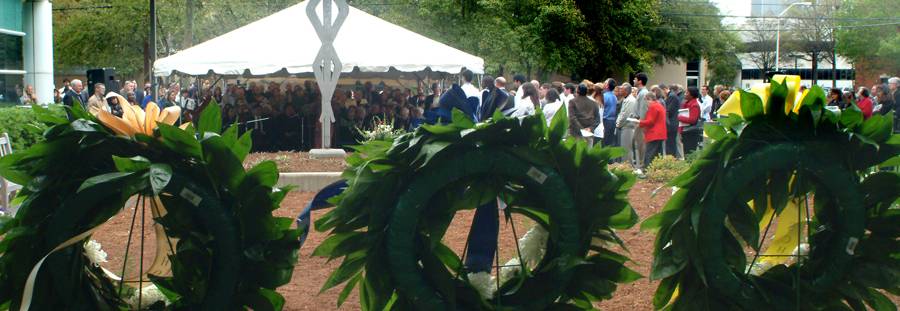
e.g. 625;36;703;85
0;133;22;215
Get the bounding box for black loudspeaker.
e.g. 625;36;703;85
86;68;119;95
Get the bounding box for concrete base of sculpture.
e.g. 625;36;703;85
309;148;347;159
277;172;342;192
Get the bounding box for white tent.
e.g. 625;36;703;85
153;0;484;77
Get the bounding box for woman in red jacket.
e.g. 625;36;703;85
857;87;873;119
638;91;667;168
678;87;702;154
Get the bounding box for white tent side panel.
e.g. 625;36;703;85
153;0;484;77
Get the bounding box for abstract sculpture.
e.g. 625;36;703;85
307;0;349;149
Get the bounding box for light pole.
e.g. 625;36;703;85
775;2;812;72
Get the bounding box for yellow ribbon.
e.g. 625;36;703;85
663;76;811;308
718;75;810;117
720;75;809;268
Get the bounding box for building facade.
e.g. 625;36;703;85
0;0;53;105
649;58;710;89
751;0;790;17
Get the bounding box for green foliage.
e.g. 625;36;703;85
646;155;690;183
643;80;900;310
314;109;639;310
0;106;66;150
835;0;900;73
53;0;738;80
0;104;300;310
650;0;741;84
53;0;299;78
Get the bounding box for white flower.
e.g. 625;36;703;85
466;225;550;300
83;240;108;266
467;272;496;299
518;226;548;267
498;258;521;285
791;243;810;257
127;284;170;309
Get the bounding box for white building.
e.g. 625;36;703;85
751;0;791;17
738;52;854;90
0;0;54;105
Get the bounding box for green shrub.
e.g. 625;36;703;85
646;155;690;183
0;105;66;151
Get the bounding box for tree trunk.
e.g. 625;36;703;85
832;46;837;89
143;39;151;84
810;52;818;85
183;0;194;48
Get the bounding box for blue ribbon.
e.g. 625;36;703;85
296;180;348;247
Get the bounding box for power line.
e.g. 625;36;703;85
52;5;113;11
659;12;900;21
663;0;834;7
655;21;900;32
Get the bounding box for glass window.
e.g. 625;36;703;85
0;34;24;70
0;34;25;105
0;74;24;104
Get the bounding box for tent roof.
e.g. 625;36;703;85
153;1;484;77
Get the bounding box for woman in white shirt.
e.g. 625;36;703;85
543;89;564;126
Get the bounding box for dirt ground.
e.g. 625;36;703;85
92;179;671;310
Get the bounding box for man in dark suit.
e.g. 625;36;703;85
664;84;683;157
478;75;494;121
423;83;442;110
63;79;88;109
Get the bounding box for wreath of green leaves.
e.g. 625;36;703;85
642;80;900;310
314;109;640;310
0;103;301;310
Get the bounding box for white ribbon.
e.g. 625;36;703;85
20;226;103;311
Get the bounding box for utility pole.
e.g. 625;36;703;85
150;0;157;102
832;3;838;89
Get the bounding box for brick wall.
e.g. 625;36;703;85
854;58;900;89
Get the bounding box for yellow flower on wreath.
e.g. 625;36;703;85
96;99;190;137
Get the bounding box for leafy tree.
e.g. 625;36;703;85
53;0;299;79
834;0;900;75
574;0;657;77
53;0;149;78
650;0;741;86
52;0;739;83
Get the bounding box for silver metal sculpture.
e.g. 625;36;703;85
307;0;349;149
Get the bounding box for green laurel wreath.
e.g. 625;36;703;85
0;103;301;310
642;80;900;310
314;108;640;310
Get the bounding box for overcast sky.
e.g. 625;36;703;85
711;0;751;26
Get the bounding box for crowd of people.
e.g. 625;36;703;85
53;77;436;151
424;71;900;175
45;72;900;161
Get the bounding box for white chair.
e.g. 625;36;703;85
0;133;22;215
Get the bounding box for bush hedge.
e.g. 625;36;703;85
645;155;690;182
0;105;66;150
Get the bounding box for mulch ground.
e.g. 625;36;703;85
244;151;347;172
92;181;671;310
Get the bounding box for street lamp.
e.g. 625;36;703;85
775;2;812;72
